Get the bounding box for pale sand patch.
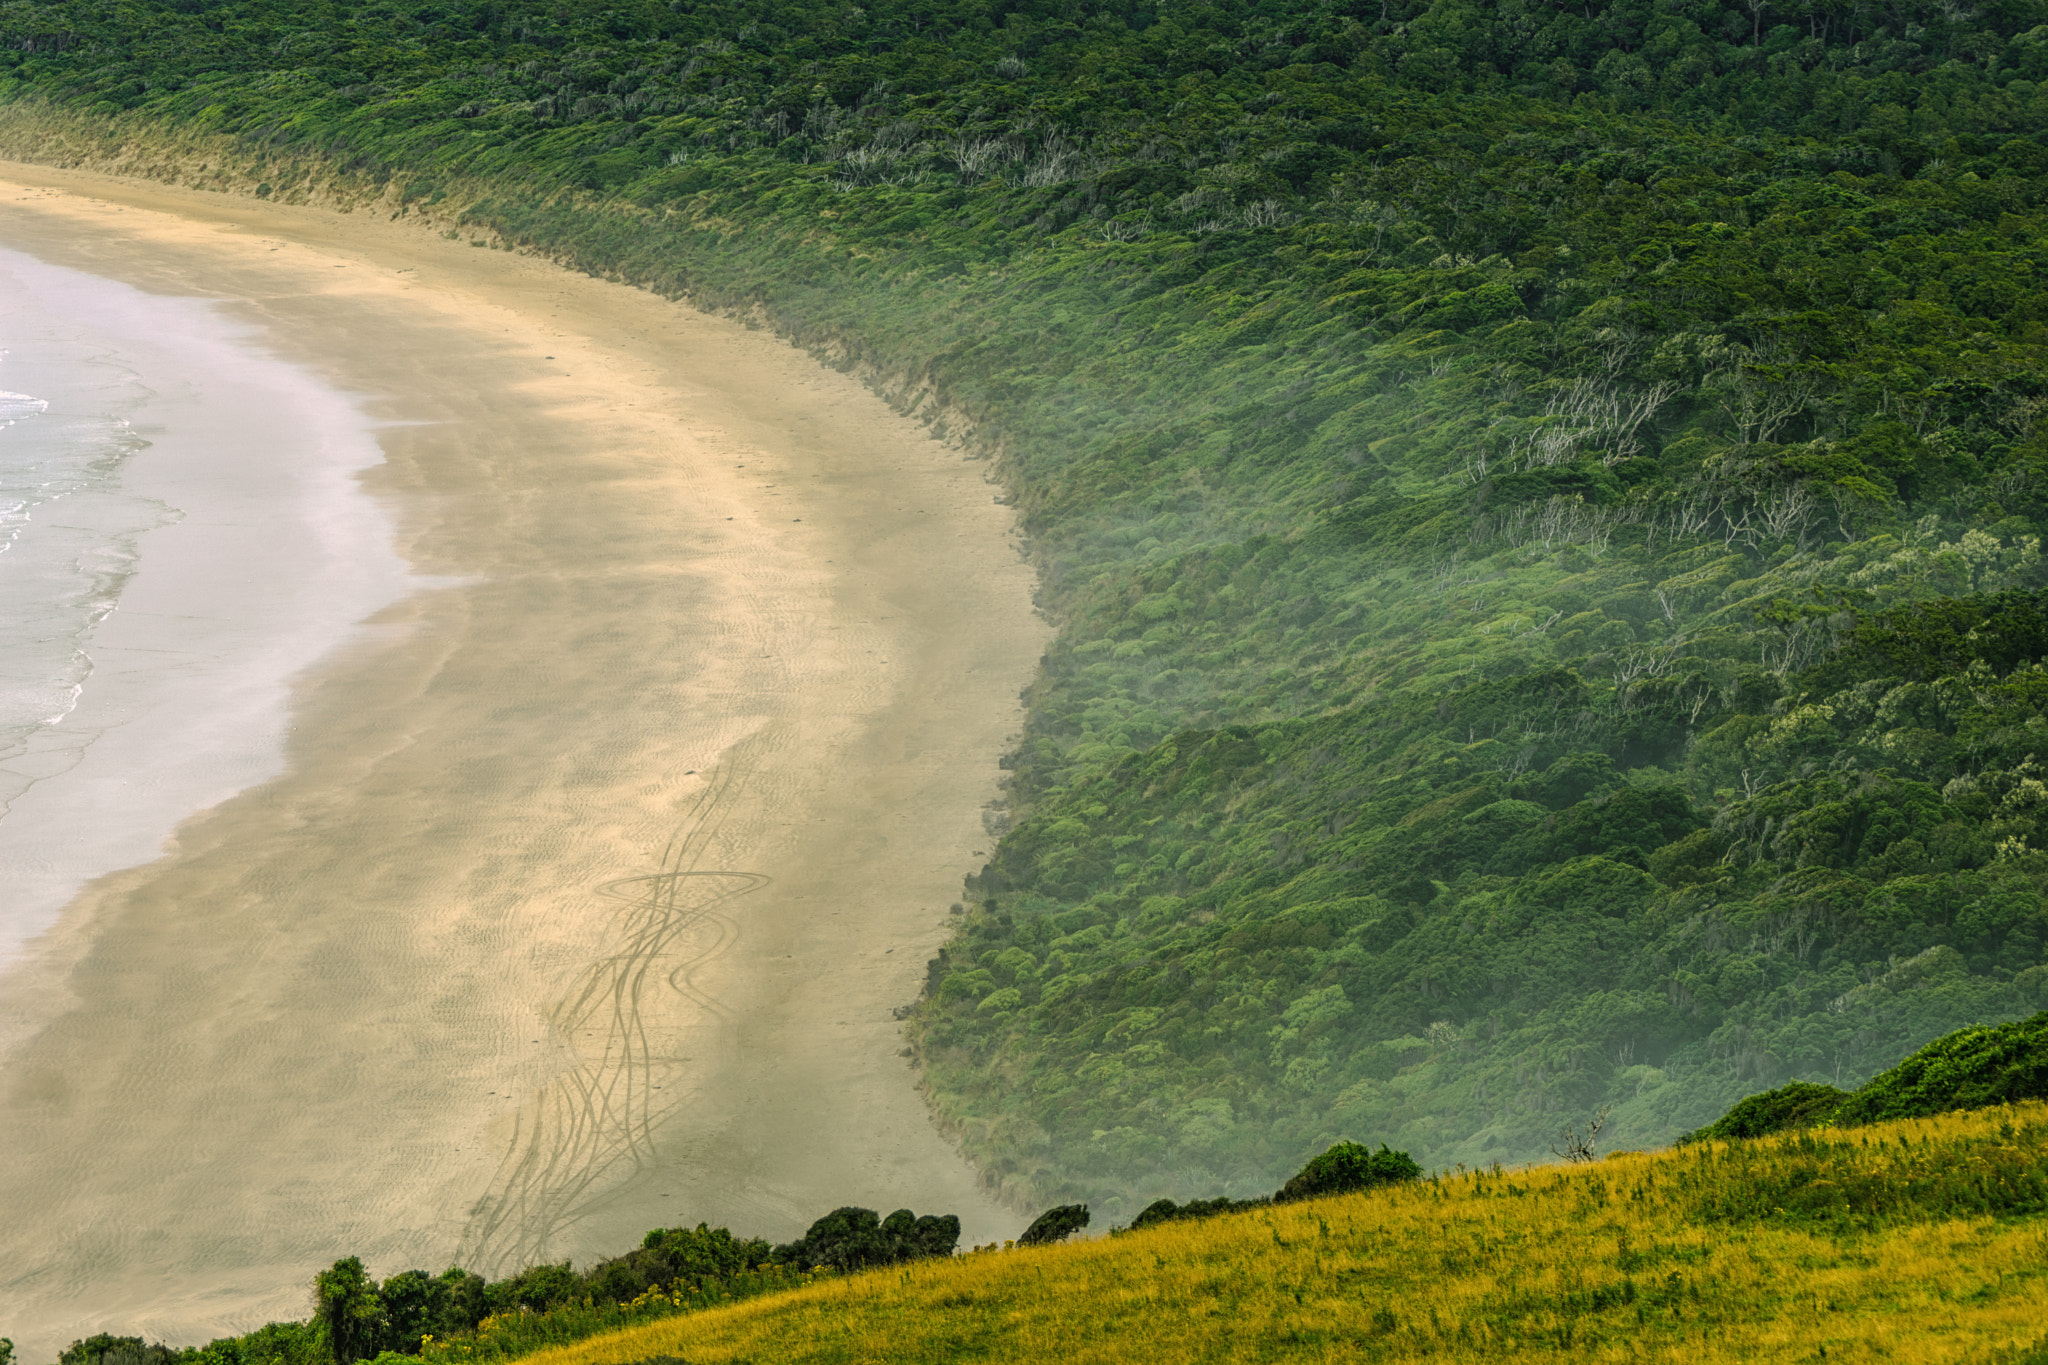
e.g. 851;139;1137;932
0;162;1048;1358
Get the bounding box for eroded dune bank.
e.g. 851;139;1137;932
0;163;1045;1359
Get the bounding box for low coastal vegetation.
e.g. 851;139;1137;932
12;1139;1385;1365
23;1019;2048;1365
34;1205;969;1365
425;1104;2048;1364
34;1099;2048;1363
29;1130;1422;1365
1687;1006;2048;1141
6;0;2048;1216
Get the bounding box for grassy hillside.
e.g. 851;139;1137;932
28;1020;2048;1365
395;1102;2048;1365
7;0;2048;1209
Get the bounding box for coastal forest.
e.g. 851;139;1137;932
8;0;2048;1217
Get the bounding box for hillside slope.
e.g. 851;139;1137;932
7;0;2048;1210
29;1020;2048;1365
422;1103;2048;1365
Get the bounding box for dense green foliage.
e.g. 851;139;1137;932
769;1207;962;1271
1015;1202;1092;1245
1273;1139;1424;1200
296;1227;786;1363
1687;1078;1850;1140
1125;1192;1267;1229
1837;1002;2048;1120
313;1260;386;1365
1690;1008;2048;1138
48;1207;951;1365
10;0;2048;1210
1118;1135;1420;1229
56;1340;178;1365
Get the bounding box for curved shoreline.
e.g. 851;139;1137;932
0;243;412;965
0;163;1046;1359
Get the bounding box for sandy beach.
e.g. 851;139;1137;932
0;162;1046;1358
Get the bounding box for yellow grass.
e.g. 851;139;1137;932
518;1105;2048;1364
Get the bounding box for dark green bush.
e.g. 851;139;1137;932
1692;1013;2048;1140
1016;1204;1091;1247
1127;1196;1266;1231
1686;1081;1850;1143
1274;1143;1423;1203
1835;1012;2048;1125
586;1225;773;1306
484;1263;583;1316
314;1259;384;1365
180;1321;322;1365
59;1338;179;1365
772;1207;960;1272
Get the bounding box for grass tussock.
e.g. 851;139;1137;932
502;1105;2048;1365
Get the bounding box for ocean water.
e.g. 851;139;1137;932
0;246;413;962
0;338;166;837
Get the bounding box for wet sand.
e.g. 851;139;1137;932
0;162;1046;1358
0;244;412;962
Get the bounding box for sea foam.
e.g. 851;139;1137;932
0;246;413;961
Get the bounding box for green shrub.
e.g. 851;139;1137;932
1274;1143;1422;1203
1126;1196;1266;1231
58;1338;178;1365
1836;1011;2048;1125
773;1208;960;1272
314;1259;385;1365
1692;1013;2048;1140
1686;1082;1850;1143
1016;1204;1090;1247
586;1225;773;1306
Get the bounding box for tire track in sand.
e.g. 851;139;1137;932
455;761;766;1270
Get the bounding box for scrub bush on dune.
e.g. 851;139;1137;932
772;1207;961;1272
1837;1010;2048;1125
1015;1203;1090;1247
1126;1195;1266;1231
1273;1141;1423;1203
1119;1138;1421;1230
584;1225;775;1306
56;1339;178;1365
1689;1012;2048;1141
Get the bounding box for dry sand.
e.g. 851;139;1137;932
0;161;1047;1358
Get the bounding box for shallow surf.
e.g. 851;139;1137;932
0;245;412;961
